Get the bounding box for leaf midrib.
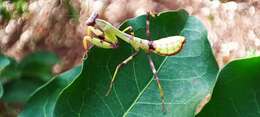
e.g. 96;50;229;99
123;56;168;116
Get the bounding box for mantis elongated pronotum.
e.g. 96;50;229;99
83;12;185;112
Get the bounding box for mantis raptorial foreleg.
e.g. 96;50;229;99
146;11;165;112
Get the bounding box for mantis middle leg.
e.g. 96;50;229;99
106;26;138;96
106;50;139;96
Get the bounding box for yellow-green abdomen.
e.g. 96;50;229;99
152;36;185;56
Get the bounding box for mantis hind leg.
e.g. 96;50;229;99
147;55;165;112
146;11;166;112
106;51;139;96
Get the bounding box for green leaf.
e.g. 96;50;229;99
0;57;19;81
19;51;59;81
0;0;11;21
53;10;219;117
0;84;3;98
14;0;28;15
1;78;44;103
0;54;11;98
1;51;59;103
0;55;10;70
0;54;13;80
19;65;82;117
197;56;260;117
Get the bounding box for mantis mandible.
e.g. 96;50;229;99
83;12;185;112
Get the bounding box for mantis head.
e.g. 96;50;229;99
83;13;119;49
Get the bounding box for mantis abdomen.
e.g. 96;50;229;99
112;23;185;56
149;36;185;56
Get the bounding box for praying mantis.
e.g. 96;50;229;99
83;12;186;112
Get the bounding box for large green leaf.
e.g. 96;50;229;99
0;55;11;98
52;10;219;117
0;84;3;98
19;51;59;81
0;55;10;70
0;54;14;80
0;57;19;81
197;56;260;117
1;51;59;103
1;78;43;103
19;65;82;117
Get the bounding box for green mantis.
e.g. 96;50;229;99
83;12;185;112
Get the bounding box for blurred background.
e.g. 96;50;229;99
0;0;259;71
0;0;259;116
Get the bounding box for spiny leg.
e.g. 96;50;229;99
83;36;90;50
82;12;99;50
82;25;96;50
147;55;165;111
146;11;166;112
81;27;93;60
122;26;133;33
123;26;135;37
106;51;139;96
